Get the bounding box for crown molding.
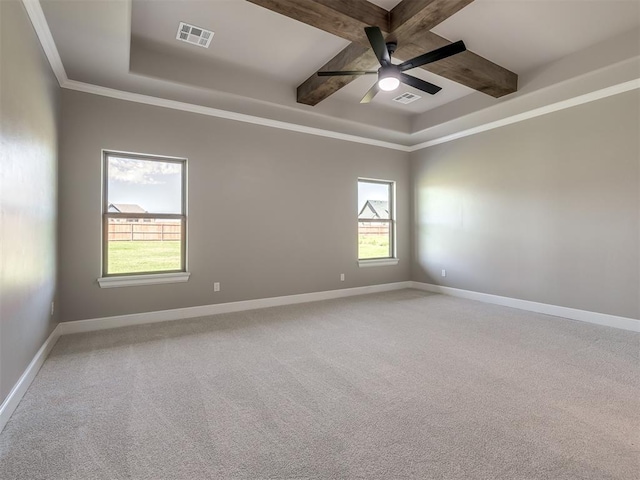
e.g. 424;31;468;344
23;0;640;154
22;0;68;86
407;78;640;152
62;79;412;151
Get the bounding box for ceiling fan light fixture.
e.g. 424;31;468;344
378;76;400;91
317;28;466;103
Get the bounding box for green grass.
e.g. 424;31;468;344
108;235;388;274
358;234;390;259
108;241;181;274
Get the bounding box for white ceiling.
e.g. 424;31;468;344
432;0;640;74
131;0;351;86
368;0;402;10
129;0;476;114
40;0;640;142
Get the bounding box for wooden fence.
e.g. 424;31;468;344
109;222;181;241
358;223;390;236
110;222;385;241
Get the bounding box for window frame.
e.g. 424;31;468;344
101;150;188;278
357;177;397;265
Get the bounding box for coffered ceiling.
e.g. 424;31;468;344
39;0;640;147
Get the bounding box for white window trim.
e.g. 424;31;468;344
358;258;399;268
357;177;397;265
101;149;188;280
98;272;190;288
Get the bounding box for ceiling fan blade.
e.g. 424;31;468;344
360;82;380;104
365;26;390;66
400;73;442;95
317;71;378;76
398;40;466;72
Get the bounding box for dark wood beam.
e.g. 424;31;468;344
390;0;474;36
297;44;379;106
297;38;516;105
394;33;517;98
390;1;516;97
248;0;518;104
246;0;389;47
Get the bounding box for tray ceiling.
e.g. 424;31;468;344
40;0;640;145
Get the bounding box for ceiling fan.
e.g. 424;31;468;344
318;27;467;104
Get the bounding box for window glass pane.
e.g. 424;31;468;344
358;180;392;260
107;218;182;274
358;181;390;218
107;156;182;214
358;221;391;259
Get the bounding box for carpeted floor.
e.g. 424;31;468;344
1;289;638;479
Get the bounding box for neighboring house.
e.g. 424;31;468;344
358;200;389;220
108;203;148;222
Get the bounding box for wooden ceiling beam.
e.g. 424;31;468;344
394;35;517;98
297;44;379;106
247;0;518;105
390;0;474;37
246;0;389;47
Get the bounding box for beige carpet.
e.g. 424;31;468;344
1;289;638;479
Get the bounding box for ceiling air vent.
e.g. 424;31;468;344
176;22;214;48
393;92;422;104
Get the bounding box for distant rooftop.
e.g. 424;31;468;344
359;200;389;220
108;203;147;214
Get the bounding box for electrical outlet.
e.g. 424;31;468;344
441;269;446;277
213;282;220;292
50;301;55;316
340;273;345;282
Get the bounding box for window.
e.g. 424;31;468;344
101;151;187;281
358;178;396;265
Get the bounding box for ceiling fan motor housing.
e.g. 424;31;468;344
378;65;400;79
386;42;397;57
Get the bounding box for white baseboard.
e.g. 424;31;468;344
0;326;61;433
58;281;414;335
411;281;640;332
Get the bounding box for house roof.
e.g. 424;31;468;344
108;203;147;214
359;200;389;220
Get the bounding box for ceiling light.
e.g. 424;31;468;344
378;76;400;91
377;69;400;91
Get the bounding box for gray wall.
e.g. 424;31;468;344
411;90;640;319
59;90;410;322
0;1;60;403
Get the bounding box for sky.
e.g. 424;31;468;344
108;156;182;214
358;181;390;213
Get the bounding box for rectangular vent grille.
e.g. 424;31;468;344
176;22;214;48
393;92;422;104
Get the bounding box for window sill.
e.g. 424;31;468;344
358;258;399;268
98;272;190;288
